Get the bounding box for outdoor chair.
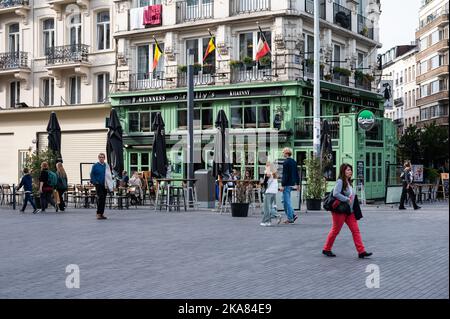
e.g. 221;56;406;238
419;185;432;203
1;184;12;206
430;181;439;202
66;184;76;207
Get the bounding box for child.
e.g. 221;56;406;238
16;168;39;214
260;162;281;226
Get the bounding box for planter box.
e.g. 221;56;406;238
230;203;249;217
306;199;322;211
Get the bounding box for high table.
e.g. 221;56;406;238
154;178;197;212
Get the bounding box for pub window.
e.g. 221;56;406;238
177;103;212;130
129;112;139;132
230;99;270;129
129;109;160;133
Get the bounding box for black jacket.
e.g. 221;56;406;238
281;158;300;186
353;194;363;220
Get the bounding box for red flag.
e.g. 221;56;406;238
255;37;270;61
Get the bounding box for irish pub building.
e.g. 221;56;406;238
110;0;396;200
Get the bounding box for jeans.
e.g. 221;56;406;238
21;193;36;211
95;184;107;215
58;189;66;211
283;186;294;221
40;191;55;211
262;193;277;223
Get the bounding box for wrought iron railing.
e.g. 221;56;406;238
176;0;214;23
230;64;272;83
357;14;374;39
177;66;216;87
304;63;324;80
305;0;326;19
0;51;29;70
45;44;89;65
333;3;352;31
355;77;372;90
332;73;349;86
129;71;165;91
0;0;28;9
294;116;340;140
230;0;270;15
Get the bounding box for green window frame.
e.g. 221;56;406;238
177;103;213;130
128;109;160;133
230;99;271;129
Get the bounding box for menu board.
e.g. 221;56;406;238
385;186;403;204
412;165;424;182
356;160;364;186
441;173;449;198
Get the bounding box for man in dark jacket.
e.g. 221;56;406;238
90;153;108;220
399;161;421;210
280;148;300;224
16;168;38;214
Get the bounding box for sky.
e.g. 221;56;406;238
379;0;422;53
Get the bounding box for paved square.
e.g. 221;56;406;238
0;203;448;299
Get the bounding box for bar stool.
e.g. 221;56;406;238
220;186;236;214
249;186;263;215
184;182;198;209
170;186;186;211
154;182;169;211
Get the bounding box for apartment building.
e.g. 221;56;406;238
415;0;449;127
109;0;396;199
381;45;419;135
0;0;114;184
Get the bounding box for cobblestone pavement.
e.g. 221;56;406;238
0;202;448;299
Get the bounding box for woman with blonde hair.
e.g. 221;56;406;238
56;162;68;212
260;162;281;226
39;161;57;212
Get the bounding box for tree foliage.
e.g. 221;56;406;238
24;148;58;193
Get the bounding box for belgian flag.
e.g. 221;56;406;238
203;36;216;62
152;39;163;72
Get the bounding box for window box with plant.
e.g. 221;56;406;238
229;60;244;69
333;66;352;77
242;56;255;69
304;154;327;211
230;181;250;217
258;55;272;68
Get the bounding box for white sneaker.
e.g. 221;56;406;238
260;222;271;227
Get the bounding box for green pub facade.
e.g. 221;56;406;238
110;80;397;200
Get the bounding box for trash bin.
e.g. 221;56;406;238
194;169;215;209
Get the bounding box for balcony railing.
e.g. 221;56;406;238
176;0;213;23
332;73;349;86
231;64;272;83
304;63;324;80
0;51;29;70
177;66;216;87
394;97;404;106
230;0;270;15
305;0;326;19
129;71;165;91
46;44;89;65
333;3;352;31
294;116;340;140
357;14;374;39
0;0;28;9
355;78;372;90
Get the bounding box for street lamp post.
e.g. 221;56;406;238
313;0;321;157
187;49;195;199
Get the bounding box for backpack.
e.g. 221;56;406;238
57;175;68;190
47;170;58;188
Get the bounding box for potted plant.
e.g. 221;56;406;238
425;167;440;183
354;70;364;81
333;66;351;77
230;181;250;217
360;26;369;37
229;60;243;69
324;73;333;81
259;55;271;67
177;65;187;73
193;63;202;72
24;148;58;209
363;73;375;83
242;56;254;69
304;154;327;211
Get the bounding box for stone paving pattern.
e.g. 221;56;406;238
0;203;448;299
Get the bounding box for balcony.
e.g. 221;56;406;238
394;97;404;106
304;0;326;19
416;10;449;38
331;73;349;86
129;71;165;91
355;78;372;91
230;0;270;15
357;14;374;40
333;3;352;31
294;116;340;140
230;64;272;83
47;0;89;19
416;90;449;107
176;65;216;87
0;0;29;22
177;0;214;23
303;63;324;80
46;44;89;66
416;64;449;83
0;51;30;81
416;38;449;60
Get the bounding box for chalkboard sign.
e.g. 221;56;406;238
441;173;449;199
385;186;403;204
356;160;364;186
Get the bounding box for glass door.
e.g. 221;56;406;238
128;151;151;174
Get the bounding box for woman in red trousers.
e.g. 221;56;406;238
322;163;372;258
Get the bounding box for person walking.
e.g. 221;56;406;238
260;162;281;226
56;162;68;212
280;148;300;224
399;161;421;210
39;162;57;213
90;153;113;220
322;163;372;258
16;168;38;214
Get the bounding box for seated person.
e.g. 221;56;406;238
120;171;129;187
128;172;143;202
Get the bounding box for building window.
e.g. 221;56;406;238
230;99;270;129
430;55;440;69
420;84;428;98
136;43;165;77
97;11;110;50
69;14;82;45
357;52;365;69
430;80;440;94
128;109;160;133
43;19;55;55
9;81;20;108
69;76;81;104
139;0;162;7
333;44;341;68
430;30;440;46
97;73;110;102
42;78;54;106
177;103;213;130
412;90;415;107
184;38;215;71
412;65;415;79
239;30;272;62
8;23;20;52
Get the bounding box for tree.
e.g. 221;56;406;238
24;148;58;194
420;122;449;168
398;125;422;164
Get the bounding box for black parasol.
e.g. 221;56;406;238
213;110;231;178
47;111;63;163
106;108;124;178
320;120;334;179
151;112;168;178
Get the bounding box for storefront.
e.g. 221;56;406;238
110;81;397;200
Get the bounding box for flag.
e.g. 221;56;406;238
152;40;162;72
203;36;216;62
255;37;270;61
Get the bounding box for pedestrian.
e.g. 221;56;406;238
39;161;57;213
56;162;68;212
120;170;129;187
322;163;372;258
16;168;38;214
260;162;281;226
280;148;300;224
90;153;114;220
399;160;421;210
